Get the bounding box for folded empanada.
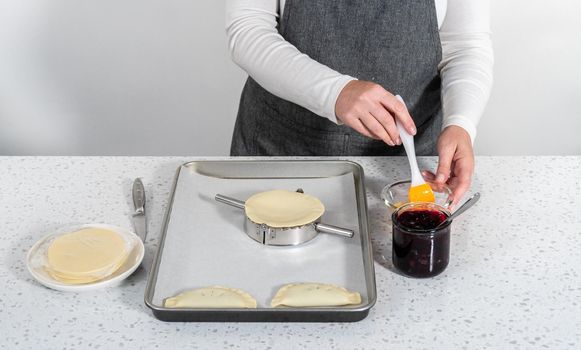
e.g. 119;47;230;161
271;283;361;307
164;286;257;308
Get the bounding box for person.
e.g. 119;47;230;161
225;0;493;205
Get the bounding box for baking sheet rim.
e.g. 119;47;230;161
144;159;377;316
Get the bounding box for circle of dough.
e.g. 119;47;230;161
47;228;128;278
244;190;325;228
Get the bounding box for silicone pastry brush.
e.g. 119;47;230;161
394;95;435;203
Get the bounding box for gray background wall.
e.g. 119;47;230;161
1;0;580;156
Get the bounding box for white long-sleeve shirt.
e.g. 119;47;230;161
226;0;493;142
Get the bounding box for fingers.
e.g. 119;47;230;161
436;143;456;184
378;91;417;136
448;174;471;206
334;80;416;145
370;105;400;145
359;113;395;145
419;126;476;207
351;119;380;140
448;156;473;205
421;170;437;182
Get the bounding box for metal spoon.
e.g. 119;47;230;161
435;192;481;229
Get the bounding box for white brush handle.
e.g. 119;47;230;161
395;95;425;187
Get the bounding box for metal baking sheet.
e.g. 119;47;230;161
145;160;376;322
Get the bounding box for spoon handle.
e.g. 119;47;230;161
436;192;481;229
395;95;423;187
452;192;481;218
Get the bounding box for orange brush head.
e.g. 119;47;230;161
408;182;436;203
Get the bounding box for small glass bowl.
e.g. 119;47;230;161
381;179;452;210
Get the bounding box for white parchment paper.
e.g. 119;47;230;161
152;168;368;308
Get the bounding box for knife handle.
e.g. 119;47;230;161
133;178;146;214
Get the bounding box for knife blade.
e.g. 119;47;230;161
132;178;147;242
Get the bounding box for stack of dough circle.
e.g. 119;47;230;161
46;227;129;284
244;190;325;228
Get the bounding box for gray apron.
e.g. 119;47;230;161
231;0;442;156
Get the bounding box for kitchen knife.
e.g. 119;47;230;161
132;178;147;242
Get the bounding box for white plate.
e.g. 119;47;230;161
26;223;145;292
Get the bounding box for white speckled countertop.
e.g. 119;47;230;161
1;156;580;349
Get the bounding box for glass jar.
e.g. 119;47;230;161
392;202;452;278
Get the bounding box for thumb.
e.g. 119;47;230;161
436;145;455;183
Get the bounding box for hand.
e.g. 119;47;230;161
422;126;474;207
335;80;417;146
